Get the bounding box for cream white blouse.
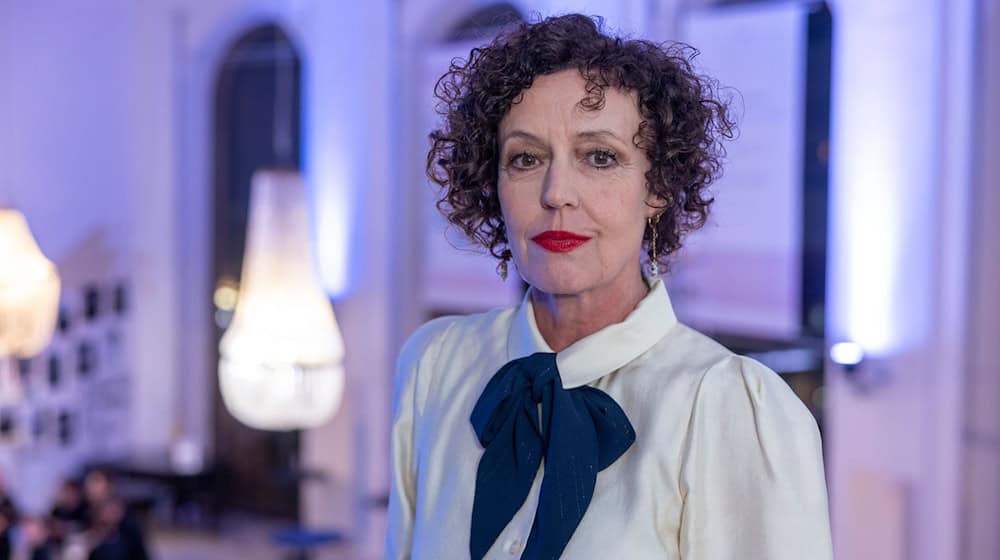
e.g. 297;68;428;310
385;279;833;559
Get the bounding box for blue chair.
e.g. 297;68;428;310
272;527;345;560
270;467;347;559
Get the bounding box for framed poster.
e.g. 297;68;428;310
669;1;831;341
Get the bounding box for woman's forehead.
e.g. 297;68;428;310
500;69;641;138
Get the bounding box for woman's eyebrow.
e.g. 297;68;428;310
501;129;627;145
576;129;627;143
500;130;546;146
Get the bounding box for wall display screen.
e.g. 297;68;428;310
670;2;827;341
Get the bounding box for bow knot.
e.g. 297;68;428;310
529;363;556;402
469;352;635;560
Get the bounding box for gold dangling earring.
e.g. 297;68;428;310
497;249;512;281
647;215;659;277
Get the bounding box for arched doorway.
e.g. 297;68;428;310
211;23;302;519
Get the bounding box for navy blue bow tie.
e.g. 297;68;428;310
469;352;636;559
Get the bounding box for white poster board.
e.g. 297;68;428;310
669;3;808;340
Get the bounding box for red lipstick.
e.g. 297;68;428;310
531;230;591;253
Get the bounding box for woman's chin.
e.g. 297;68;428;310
520;265;596;296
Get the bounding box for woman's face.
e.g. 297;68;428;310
498;69;659;296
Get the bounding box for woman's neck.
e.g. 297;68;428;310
531;269;650;353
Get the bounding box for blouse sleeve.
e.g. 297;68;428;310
678;355;833;560
384;317;452;560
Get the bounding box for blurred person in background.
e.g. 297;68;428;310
19;517;53;560
82;471;113;517
386;13;832;560
80;471;148;560
85;499;148;560
48;479;89;548
0;473;18;560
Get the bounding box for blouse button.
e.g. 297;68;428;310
507;538;523;555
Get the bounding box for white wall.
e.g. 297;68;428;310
961;1;1000;557
0;1;179;509
824;0;977;559
1;1;396;546
0;1;11;203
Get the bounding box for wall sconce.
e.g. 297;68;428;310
830;340;888;392
829;341;865;370
218;170;345;431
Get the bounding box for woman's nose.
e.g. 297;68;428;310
540;158;580;209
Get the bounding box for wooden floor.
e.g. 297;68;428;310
151;518;377;560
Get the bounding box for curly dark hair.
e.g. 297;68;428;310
427;13;735;270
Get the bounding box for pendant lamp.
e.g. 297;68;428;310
218;170;345;430
0;208;60;407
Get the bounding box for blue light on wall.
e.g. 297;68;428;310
300;17;373;299
827;3;938;358
306;152;355;298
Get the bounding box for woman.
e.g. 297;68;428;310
387;14;832;560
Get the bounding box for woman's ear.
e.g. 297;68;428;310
644;192;669;218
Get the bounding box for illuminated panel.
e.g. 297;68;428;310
827;2;937;356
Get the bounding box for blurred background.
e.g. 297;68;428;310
0;0;996;558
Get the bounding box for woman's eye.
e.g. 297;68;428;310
509;152;540;169
587;149;618;168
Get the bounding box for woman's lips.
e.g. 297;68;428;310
531;230;592;253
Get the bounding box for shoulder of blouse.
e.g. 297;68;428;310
642;320;808;409
397;306;516;370
396;315;461;374
675;350;823;491
632;320;735;381
676;352;831;558
698;353;814;422
687;351;822;462
393;305;518;412
639;321;818;441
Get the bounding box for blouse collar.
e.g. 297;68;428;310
506;277;678;389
